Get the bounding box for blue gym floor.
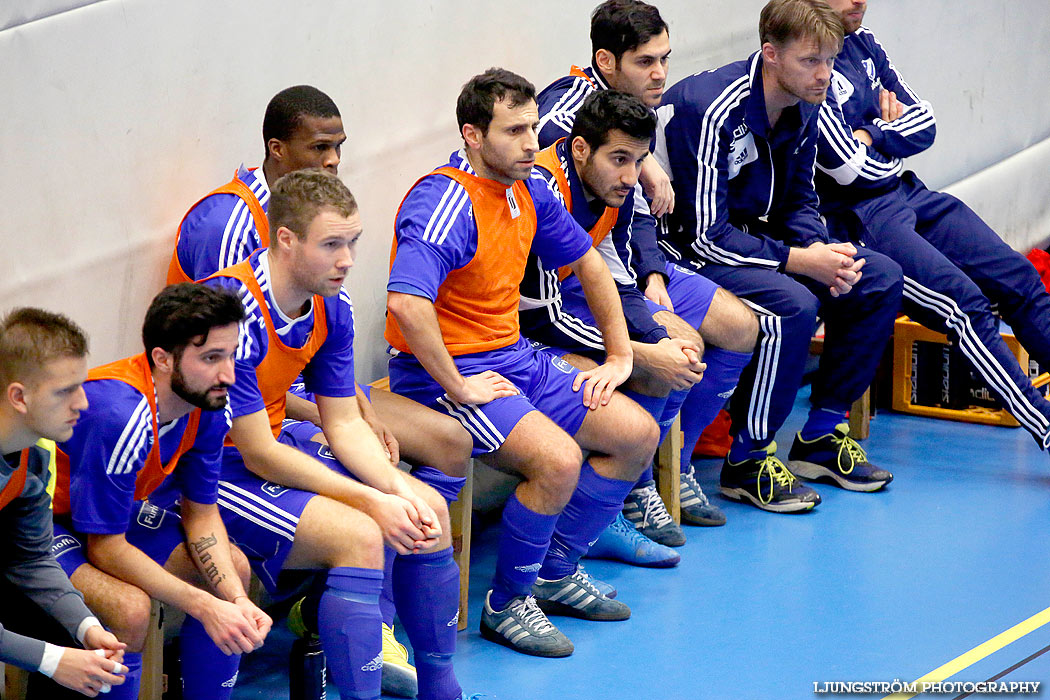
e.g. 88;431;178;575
233;385;1050;699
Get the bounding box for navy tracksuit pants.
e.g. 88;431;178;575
825;172;1050;448
696;247;903;446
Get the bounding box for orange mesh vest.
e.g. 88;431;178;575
385;166;538;356
534;140;618;280
167;172;270;284
0;450;29;513
207;261;328;441
51;353;202;515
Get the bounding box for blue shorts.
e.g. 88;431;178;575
216;423;363;595
655;262;719;329
389;336;590;456
51;501;186;577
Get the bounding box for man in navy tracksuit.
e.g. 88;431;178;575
655;0;903;512
815;0;1050;450
536;0;759;533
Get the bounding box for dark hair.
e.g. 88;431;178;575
0;308;88;387
142;284;245;366
759;0;844;50
570;90;656;151
456;68;536;135
268;168;358;239
262;85;341;151
590;0;668;64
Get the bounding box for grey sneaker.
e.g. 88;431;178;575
622;479;686;547
577;562;617;599
679;465;727;526
533;567;631;621
480;592;574;658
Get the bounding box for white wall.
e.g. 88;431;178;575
2;0;1048;377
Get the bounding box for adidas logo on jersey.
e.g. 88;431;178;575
361;652;383;672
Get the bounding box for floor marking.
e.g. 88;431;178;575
883;605;1050;699
951;643;1050;700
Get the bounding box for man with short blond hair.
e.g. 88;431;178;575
0;308;129;697
654;0;903;511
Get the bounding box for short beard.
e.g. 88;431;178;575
171;362;228;411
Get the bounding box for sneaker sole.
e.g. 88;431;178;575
381;662;418;698
680;509;727;527
787;459;889;492
719;486;817;513
585;549;680;568
479;620;574;658
535;598;632;622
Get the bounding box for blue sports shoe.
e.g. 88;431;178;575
585;512;680;568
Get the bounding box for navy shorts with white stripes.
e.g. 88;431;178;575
216;425;353;596
523;261;719;360
388;335;590;456
52;501;186;577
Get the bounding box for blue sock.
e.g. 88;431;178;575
621;388;670;488
318;567;384;700
179;613;240;699
106;650;141;700
660;388;690;443
392;547;461;700
800;405;849;440
490;491;558;611
380;547;397;627
728;433;769;463
540;460;636;580
413;465;468;503
680;347;751;471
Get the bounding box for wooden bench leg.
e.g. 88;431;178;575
138;599;164;700
849;387;871;440
654;415;682;524
3;662;29;700
449;463;473;632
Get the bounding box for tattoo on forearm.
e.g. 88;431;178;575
190;534;227;589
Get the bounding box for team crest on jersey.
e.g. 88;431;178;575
861;58;881;91
136;501;165;530
550;356;574;374
261;481;288;497
727;124;757;179
832;70;854;103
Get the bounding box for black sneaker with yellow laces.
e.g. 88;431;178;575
788;423;893;492
719;442;821;513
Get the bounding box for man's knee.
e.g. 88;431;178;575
598;397;660;465
859;253;904;301
701;288;759;353
529;444;584;508
99;586;152;653
425;417;473;478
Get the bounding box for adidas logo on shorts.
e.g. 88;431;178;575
361;652;383;672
